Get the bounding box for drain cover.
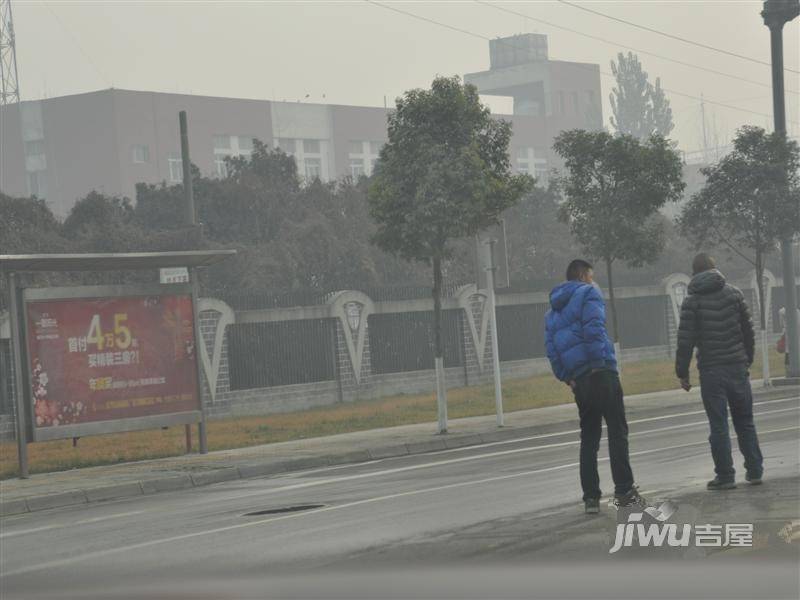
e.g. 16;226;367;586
243;504;325;516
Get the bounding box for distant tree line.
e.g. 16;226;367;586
1;136;763;304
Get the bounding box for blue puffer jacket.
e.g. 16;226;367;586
544;281;617;382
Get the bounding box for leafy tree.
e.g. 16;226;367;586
553;129;685;341
368;76;532;432
610;52;674;139
62;191;134;246
503;184;580;283
647;77;674;138
0;193;67;255
678;126;800;345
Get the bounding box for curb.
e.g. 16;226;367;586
2;387;797;518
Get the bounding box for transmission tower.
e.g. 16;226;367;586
1;0;20;105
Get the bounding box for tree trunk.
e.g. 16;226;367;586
605;258;620;343
755;249;770;386
432;256;447;433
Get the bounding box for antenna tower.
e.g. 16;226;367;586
1;0;20;105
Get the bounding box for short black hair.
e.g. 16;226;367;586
566;259;593;281
692;253;716;275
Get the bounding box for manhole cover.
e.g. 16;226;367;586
243;504;325;516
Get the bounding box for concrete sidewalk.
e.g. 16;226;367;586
1;382;797;517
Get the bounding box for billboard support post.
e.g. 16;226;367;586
6;271;29;478
190;266;208;454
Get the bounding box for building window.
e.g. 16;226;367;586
167;153;183;183
557;92;565;115
131;144;150;164
516;147;548;183
28;171;47;199
571;92;579;115
213;134;254;178
350;158;365;179
215;156;228;178
303;139;321;154
276;138;295;154
348;140;382;178
238;136;254;153
274;137;328;181
25;140;45;156
305;157;322;180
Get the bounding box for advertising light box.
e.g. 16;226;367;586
23;285;202;441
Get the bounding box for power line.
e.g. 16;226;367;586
43;2;111;88
557;0;800;75
475;1;798;96
365;0;799;127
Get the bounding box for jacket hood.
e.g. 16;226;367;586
549;280;588;311
689;269;726;295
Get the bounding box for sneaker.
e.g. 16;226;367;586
707;477;736;490
745;473;763;485
614;486;647;508
585;498;600;514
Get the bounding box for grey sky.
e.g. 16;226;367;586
13;0;800;153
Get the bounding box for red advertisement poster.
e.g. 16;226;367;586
25;294;200;429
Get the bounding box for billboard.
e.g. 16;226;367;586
23;286;202;441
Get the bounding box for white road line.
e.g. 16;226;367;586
163;405;800;505
434;396;799;456
234;398;799;482
0;510;145;539
3;425;796;579
286;397;799;478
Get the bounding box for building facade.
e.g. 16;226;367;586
0;35;602;218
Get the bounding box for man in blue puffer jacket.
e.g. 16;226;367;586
545;259;645;514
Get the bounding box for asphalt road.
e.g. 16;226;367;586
2;394;799;599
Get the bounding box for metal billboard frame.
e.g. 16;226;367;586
21;283;202;443
1;250;235;478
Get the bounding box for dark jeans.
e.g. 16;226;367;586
572;370;635;501
699;364;763;482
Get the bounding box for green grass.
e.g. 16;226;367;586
0;350;785;479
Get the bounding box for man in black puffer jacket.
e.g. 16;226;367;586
675;253;762;490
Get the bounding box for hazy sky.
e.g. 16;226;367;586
12;0;800;153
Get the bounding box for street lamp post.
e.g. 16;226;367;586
762;0;800;379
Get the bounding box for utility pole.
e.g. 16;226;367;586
177;110;208;453
179;110;195;224
700;94;708;163
762;0;800;380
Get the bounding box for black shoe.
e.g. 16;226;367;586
745;473;763;485
707;477;736;490
614;486;647;508
584;498;600;514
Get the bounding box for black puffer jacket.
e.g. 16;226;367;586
675;269;755;379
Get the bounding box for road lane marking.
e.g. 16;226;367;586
261;397;799;480
433;396;799;456
152;405;800;504
0;511;145;539
2;425;796;578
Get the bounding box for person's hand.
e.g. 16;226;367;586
567;380;576;390
679;377;691;392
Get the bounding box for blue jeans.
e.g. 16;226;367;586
699;364;763;482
